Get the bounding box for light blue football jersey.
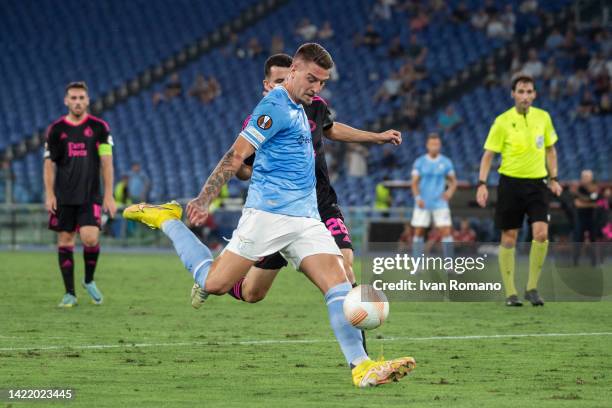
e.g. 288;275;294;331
412;154;455;210
239;86;319;219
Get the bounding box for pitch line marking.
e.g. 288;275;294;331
1;332;611;352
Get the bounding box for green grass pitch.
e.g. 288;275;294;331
1;251;611;407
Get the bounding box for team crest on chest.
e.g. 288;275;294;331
84;126;94;137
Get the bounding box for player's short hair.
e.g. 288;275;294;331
264;54;293;78
293;43;334;70
427;132;441;141
511;73;535;91
65;81;89;95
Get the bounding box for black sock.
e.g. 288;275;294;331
84;245;100;284
58;246;75;295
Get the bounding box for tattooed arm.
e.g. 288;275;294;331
187;136;255;226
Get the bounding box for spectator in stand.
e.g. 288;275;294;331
574;91;597;120
598;93;612;115
407;34;428;66
561;29;580;56
484;62;501;88
388;36;405;58
574;46;591;72
152;73;182;106
519;0;538;14
188;74;209;104
206;76;222;103
588;52;607;79
545;28;564;50
451;1;470;24
471;9;489;30
437;105;463;133
547;67;565;100
486;15;506;40
127;162;151;203
373;0;393;20
454;219;477;243
566;69;589;95
270;34;284;55
501;4;516;31
374;72;402;102
398;223;414;251
510;49;523;74
483;0;498;16
522;49;544;78
380;146;398;171
346;144;368;177
402;102;421;130
359;24;382;49
409;8;430;32
246;37;263;59
295;18;318;41
573;169;603;265
318;21;334;40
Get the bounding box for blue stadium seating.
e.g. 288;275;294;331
3;0;597;207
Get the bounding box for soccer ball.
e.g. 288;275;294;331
343;285;389;330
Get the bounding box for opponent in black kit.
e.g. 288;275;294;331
44;82;116;307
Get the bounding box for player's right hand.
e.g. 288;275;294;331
378;129;402;145
186;198;210;226
417;199;425;209
46;194;57;214
476;185;488;208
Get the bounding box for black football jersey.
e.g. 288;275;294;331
44;115;112;205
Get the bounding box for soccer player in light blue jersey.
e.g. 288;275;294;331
124;43;415;387
410;133;457;260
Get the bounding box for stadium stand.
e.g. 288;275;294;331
1;0;605;209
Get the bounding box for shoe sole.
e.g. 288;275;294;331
191;284;206;309
360;358;416;387
389;357;417;382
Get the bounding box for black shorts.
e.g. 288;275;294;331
253;203;353;270
495;175;550;230
48;202;102;232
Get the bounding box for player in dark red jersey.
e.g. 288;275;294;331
43;82;116;307
207;54;401;305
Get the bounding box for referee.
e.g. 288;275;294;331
476;74;562;307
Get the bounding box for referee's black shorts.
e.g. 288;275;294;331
495;174;551;230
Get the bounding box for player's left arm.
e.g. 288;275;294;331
544;112;562;196
443;173;458;201
324;122;402;145
187;136;255;226
97;124;117;217
546;146;562;196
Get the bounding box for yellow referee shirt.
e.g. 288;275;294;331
484;106;557;178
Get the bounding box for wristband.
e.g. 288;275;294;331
550;176;558;182
478;180;487;187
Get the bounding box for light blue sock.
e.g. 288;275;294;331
161;220;213;287
442;235;454;259
325;282;368;366
412;236;425;258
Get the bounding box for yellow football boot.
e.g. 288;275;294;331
351;356;416;387
122;201;182;229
